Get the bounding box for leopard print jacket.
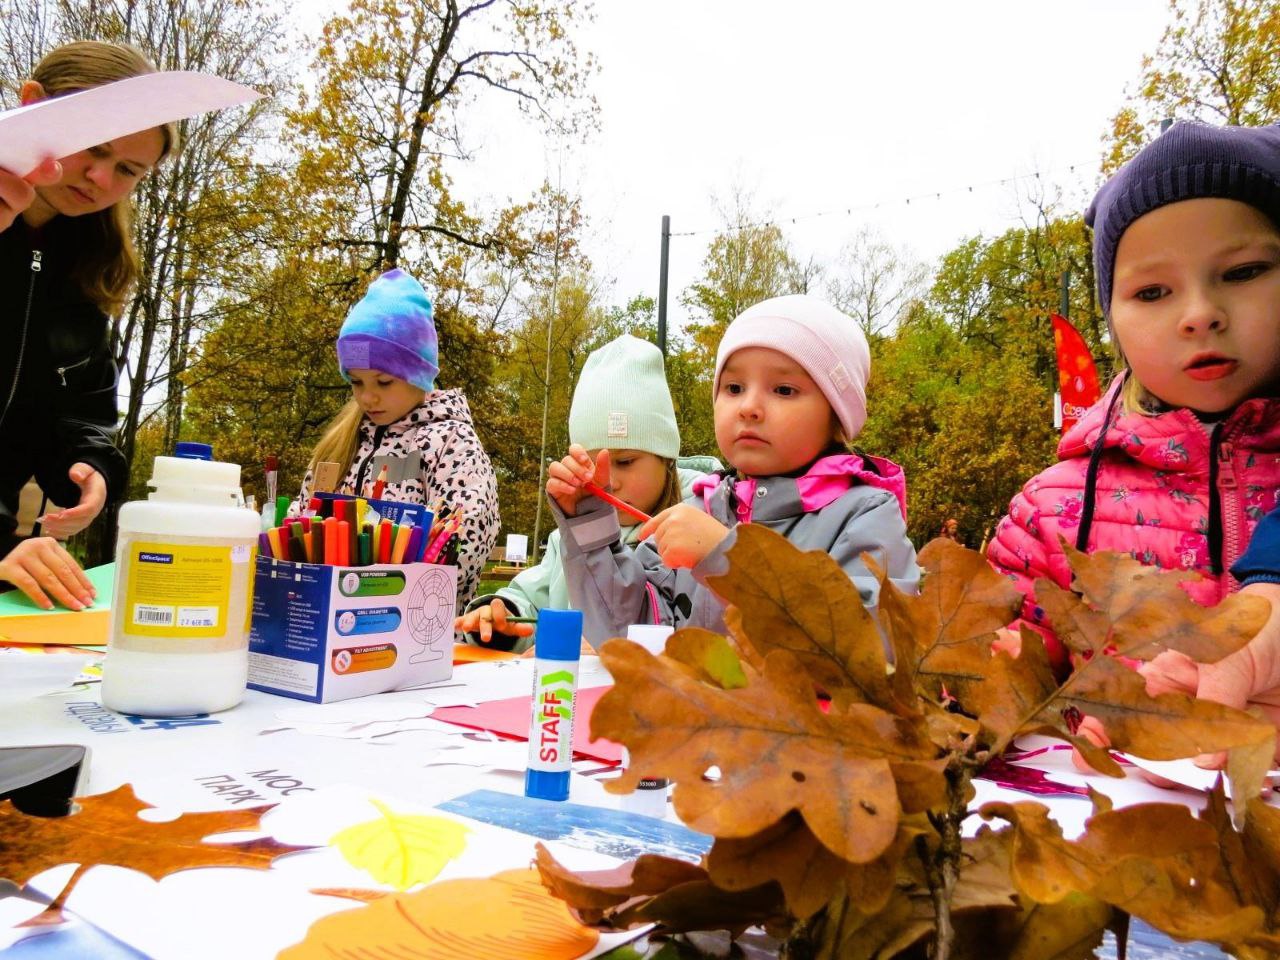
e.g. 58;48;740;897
293;389;500;612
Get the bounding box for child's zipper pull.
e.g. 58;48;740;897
30;250;42;272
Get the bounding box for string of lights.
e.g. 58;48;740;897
667;158;1100;238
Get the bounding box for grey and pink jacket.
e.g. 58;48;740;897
552;452;920;648
989;374;1280;676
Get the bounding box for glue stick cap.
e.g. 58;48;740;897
533;609;584;661
174;442;213;461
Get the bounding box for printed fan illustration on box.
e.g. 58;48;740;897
249;558;458;702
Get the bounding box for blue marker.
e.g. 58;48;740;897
524;608;584;802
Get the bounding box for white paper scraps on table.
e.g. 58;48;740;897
1125;755;1280;798
274;697;435;727
0;71;262;175
422;737;529;772
0;649;97;703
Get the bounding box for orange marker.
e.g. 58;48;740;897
323;516;338;564
267;527;283;560
337;520;351;566
391;523;412;563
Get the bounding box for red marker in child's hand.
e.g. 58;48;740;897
371;464;388;500
583;481;651;524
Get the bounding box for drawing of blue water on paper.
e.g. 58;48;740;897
436;789;711;863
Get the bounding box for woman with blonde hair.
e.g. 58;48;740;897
0;40;179;609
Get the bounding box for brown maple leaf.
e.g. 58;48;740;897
0;783;312;923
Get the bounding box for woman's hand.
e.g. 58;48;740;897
637;504;730;569
0;537;95;610
38;464;107;540
453;598;534;646
546;445;610;517
0;160;61;231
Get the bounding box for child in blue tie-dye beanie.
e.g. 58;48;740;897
292;268;500;611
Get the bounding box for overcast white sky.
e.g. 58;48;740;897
301;0;1175;331
454;0;1172;330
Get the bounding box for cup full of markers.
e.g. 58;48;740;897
258;493;464;568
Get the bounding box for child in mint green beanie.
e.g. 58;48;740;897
454;334;719;651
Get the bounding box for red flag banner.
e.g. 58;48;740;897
1051;314;1101;435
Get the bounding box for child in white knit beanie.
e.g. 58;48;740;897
548;295;919;646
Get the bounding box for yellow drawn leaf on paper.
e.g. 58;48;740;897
330;800;468;890
283;868;599;960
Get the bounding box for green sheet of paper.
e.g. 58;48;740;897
0;563;115;617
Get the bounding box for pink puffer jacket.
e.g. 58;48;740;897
988;374;1280;675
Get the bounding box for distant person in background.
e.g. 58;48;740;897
0;41;178;609
455;335;720;653
939;517;960;543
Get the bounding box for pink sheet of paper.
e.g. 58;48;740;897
430;686;622;764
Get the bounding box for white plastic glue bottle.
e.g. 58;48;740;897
619;624;675;819
101;443;259;716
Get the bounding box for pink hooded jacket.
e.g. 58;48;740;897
988;374;1280;675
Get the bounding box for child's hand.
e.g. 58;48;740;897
546;445;610;517
638;504;730;569
453;598;534;646
0;537;96;611
38;463;107;540
1140;582;1280;767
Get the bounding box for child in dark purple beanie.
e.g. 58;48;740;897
987;121;1280;764
291;269;500;611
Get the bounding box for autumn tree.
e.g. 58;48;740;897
288;0;596;274
682;189;806;365
860;197;1099;547
1104;0;1280;171
827;226;929;342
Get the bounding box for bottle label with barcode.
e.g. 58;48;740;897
133;604;175;626
124;541;248;638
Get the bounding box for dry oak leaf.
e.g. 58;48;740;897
535;843;786;935
593;639;937;865
0;783;311;921
1059;541;1270;662
662;627;750;690
982;799;1266;945
809;830;1020;960
1008;578;1269;803
280;867;598;960
1199;784;1280;956
535;842;708;925
707;524;901;713
705;811;887;921
875;537;1023;704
